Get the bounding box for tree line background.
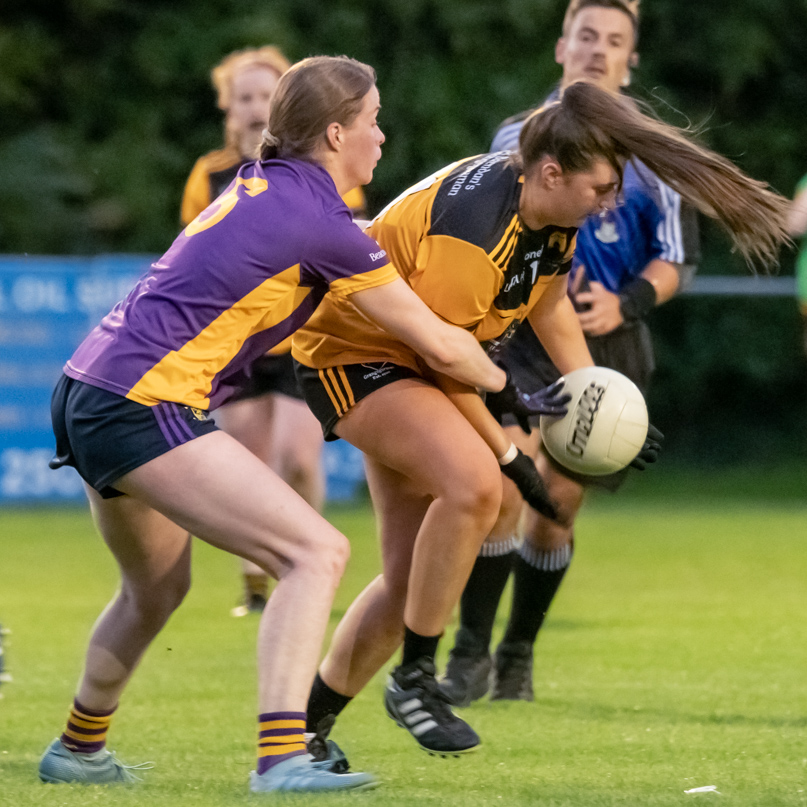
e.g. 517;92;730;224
2;0;806;466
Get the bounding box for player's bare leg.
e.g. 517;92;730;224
269;395;325;511
318;462;430;695
311;379;501;755
441;424;537;705
77;489;193;711
441;422;583;704
113;431;348;713
41;431;359;787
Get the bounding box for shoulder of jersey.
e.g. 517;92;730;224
429;153;520;250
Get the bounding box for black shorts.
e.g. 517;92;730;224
501;319;654;399
50;374;219;498
294;361;421;441
498;321;655;491
232;352;304;402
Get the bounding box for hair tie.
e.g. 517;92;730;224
261;129;281;148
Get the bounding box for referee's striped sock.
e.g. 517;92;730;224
457;536;518;651
60;699;116;753
257;711;307;775
502;539;574;646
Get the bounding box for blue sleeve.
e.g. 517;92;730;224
490;121;524;153
631;164;687;265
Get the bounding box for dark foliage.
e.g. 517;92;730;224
1;0;805;463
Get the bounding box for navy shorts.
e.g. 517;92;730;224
50;374;219;498
294;361;421;440
498;321;655;492
233;352;304;402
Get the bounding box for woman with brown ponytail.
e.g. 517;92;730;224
441;0;791;709
295;79;790;761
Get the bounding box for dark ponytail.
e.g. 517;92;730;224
519;82;790;268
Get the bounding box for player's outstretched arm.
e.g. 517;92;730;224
348;277;506;393
788;185;807;237
528;274;594;375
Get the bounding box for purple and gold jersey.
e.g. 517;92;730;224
65;159;396;410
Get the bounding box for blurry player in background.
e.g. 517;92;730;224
787;173;807;354
440;0;702;706
0;623;10;691
181;47;367;616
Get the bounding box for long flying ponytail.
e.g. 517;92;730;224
519;82;790;268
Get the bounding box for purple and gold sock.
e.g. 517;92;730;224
60;698;115;753
257;711;307;775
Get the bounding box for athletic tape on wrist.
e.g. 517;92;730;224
498;443;519;465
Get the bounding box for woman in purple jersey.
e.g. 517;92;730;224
38;55;512;795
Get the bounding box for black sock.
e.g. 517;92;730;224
502;541;573;646
306;672;353;733
401;626;440;668
457;540;517;652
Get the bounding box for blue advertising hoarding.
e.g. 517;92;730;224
0;255;366;504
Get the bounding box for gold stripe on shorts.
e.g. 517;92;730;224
335;366;356;408
320;366;355;416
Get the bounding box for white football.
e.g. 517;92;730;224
539;367;648;476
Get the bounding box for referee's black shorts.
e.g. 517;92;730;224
498;320;655;491
294;361;421;440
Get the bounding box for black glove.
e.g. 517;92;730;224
500;448;559;520
486;371;571;435
629;424;664;470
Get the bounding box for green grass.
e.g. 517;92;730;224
1;466;806;806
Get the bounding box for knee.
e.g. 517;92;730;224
525;514;573;551
288;446;322;480
449;458;502;525
522;478;581;548
295;529;350;584
123;569;191;626
499;475;525;523
547;479;584;528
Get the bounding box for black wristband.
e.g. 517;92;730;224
619;277;656;322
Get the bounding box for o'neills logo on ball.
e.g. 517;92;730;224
566;382;605;457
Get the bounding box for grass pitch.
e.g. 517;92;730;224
0;465;805;806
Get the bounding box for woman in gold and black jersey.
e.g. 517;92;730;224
296;81;791;760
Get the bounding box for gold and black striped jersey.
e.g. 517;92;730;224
292;152;577;372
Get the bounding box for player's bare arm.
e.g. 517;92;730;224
527;274;594;374
348;278;507;393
